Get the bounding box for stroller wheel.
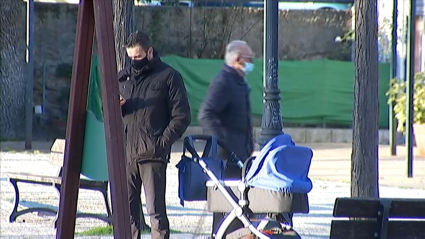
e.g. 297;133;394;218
236;229;301;239
225;217;301;239
256;217;300;239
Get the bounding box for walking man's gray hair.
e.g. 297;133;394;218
225;40;248;65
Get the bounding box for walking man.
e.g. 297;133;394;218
198;40;255;237
118;31;191;239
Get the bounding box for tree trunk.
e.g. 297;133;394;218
113;0;133;72
0;0;26;140
112;0;150;230
351;0;380;198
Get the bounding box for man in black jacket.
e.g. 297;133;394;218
118;31;191;239
198;40;255;237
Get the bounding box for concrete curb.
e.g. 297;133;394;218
181;126;391;144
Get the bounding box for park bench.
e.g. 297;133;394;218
4;139;112;227
330;197;425;239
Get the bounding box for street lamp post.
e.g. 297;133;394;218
389;0;398;156
406;0;416;177
25;0;34;150
257;0;292;225
257;0;283;149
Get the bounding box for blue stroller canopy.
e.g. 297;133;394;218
245;134;313;194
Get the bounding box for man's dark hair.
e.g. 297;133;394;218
126;31;152;50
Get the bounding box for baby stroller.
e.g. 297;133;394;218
176;134;313;239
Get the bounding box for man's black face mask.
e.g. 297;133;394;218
131;57;149;71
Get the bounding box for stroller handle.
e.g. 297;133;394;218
183;135;243;167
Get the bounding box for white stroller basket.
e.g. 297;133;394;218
177;135;312;239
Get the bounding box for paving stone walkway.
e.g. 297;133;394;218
0;141;424;238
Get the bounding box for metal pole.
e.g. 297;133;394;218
351;6;355;62
258;0;283;149
406;0;416;178
42;63;46;113
389;0;398;155
25;0;34;150
189;6;192;57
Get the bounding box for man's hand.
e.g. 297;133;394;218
120;95;126;106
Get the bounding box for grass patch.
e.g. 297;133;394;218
76;225;185;236
170;229;185;234
0;147;15;152
0;138;20;142
0;149;46;154
77;225;113;236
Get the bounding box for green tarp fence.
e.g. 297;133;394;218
82;55;390;181
87;55;391;128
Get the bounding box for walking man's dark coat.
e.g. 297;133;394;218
198;64;253;162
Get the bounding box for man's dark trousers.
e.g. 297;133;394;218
127;160;169;239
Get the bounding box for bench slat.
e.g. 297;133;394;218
390;200;425;218
333;198;425;218
330;220;425;239
5;172;107;187
50;139;66;153
5;172;61;184
50;152;64;167
50;139;66;167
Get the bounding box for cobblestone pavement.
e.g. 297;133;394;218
1;141;424;238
